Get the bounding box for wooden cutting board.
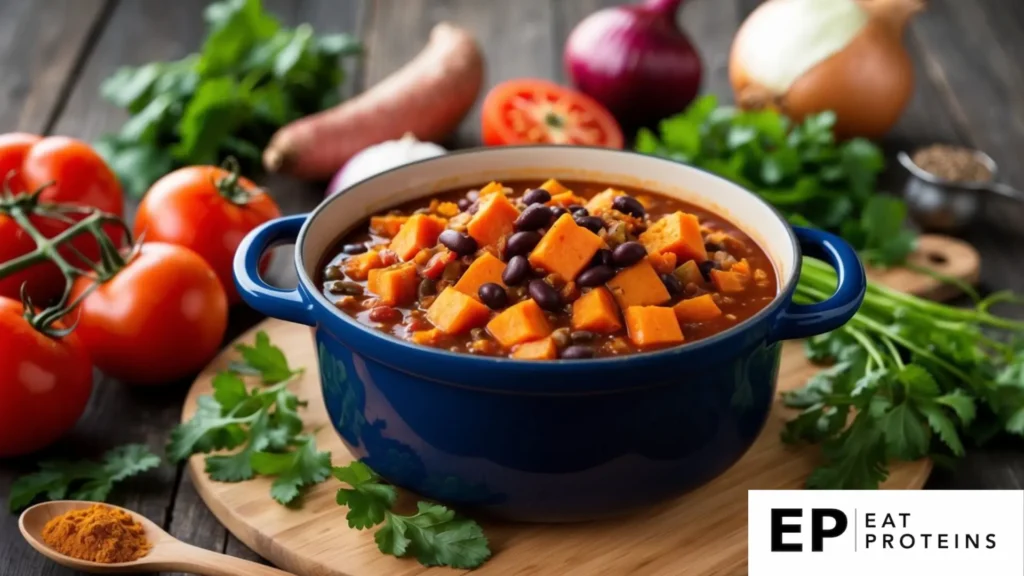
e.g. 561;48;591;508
182;236;977;576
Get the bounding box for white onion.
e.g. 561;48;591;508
327;134;446;197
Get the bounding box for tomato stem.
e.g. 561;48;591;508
216;156;255;206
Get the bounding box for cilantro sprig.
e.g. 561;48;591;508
96;0;361;196
636;95;915;266
333;461;491;569
168;331;331;505
8;445;161;512
784;258;1024;488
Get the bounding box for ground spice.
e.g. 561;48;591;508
911;144;993;183
41;504;151;563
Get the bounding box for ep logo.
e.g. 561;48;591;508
771;508;848;552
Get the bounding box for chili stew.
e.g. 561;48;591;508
318;179;778;360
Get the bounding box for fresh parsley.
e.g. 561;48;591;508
784;257;1024;488
96;0;361;196
168;330;331;506
8;444;161;512
635;95;916;266
333;461;492;569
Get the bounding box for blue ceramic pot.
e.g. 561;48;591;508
234;146;864;521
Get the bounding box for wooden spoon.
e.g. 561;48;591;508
20;501;293;576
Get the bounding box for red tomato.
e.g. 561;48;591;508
0;296;93;457
482;79;625;148
0;135;124;303
68;243;228;385
134;166;281;304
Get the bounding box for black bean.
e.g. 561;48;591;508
612;241;647;267
457;198;472;211
576;265;616;287
515;204;553;231
502;255;531;286
570;330;596;343
661;273;684;297
574;215;604;233
551;328;571;348
418;278;436;298
324;265;344;281
590;248;614;268
468;201;480;215
612;195;645;218
438;229;478;256
505;231;542;258
549;206;569;221
523;188;551;205
528;279;562;311
704;242;723;253
342;243;368;255
568;205;587;215
329;281;364;296
698;260;717;282
561;345;595;359
478;282;509;310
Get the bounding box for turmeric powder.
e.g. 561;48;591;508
41;504;151;563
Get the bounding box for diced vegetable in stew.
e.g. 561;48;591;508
319;180;778;359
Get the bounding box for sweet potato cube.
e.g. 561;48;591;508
479;181;506;196
539;179;569;195
711;269;747;293
571;287;623;333
389;214;446;261
640;211;708;263
467;192;520;248
453;252;506;299
648;251;677;275
528;214;603;281
731;259;751;276
370;215;408;238
585;188;625;215
486;299;552;348
548;191;589;209
410;328;445;346
367;263;419;306
606;259;671;309
343;250;384;281
426;288;492;335
512;337;558;360
673;294;723;323
625;306;684;349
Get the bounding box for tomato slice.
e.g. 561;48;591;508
482;79;624;148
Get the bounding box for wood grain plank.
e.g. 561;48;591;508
0;0;109;133
363;0;557;146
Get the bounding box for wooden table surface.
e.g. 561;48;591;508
2;1;1023;574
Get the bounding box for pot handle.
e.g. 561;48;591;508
233;214;316;326
769;226;865;342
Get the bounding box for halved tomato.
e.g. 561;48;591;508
482;79;624;148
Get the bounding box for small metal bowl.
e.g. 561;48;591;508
898;148;1024;233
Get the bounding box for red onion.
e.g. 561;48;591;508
564;0;703;130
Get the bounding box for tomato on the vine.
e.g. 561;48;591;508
68;242;228;385
0;296;93;457
0;134;124;303
134;165;281;304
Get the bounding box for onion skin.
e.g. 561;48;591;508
565;0;703;131
730;0;921;139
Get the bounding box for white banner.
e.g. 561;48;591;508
749;490;1024;576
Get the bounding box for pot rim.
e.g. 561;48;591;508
293;145;801;371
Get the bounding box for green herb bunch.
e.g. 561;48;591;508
97;0;361;196
168;331;332;505
334;461;491;568
785;259;1024;488
636;95;915;266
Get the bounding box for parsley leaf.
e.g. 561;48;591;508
333;462;491;568
251;436;332;505
636;96;916;266
98;0;361;196
169;332;327;505
8;445;160;512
